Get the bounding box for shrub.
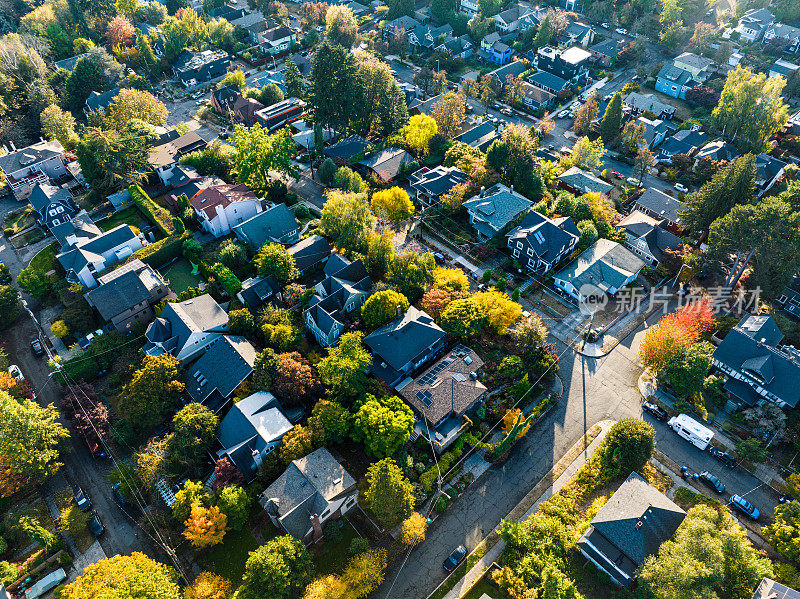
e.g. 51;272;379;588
129;184;174;236
349;537;370;556
51;320;69;338
211;263;242;296
600;419;655;476
129;233;189;268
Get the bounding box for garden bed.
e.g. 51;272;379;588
10;227;44;249
3;206;35;235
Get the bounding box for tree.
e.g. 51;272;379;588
66;54;108;112
600;92;622;142
639;505;772;599
370;187;415;223
320;190;375;252
232;125;299;196
211;457;245;493
431;92;466;138
221;69;245;88
173;480;211;523
474;290;522;333
238;536;315;599
184;503;227;548
308;400;350;445
432;267;469;292
713;66;789;152
166;403;218;475
601;418;655;476
41;104;77;149
255;243;299;286
61;553;182;599
319;158;337;185
180;142;236;181
384;252;434;303
400;512;427;546
0;392;68;494
76;125;151;194
107;89;167;127
317;331;372;402
284;58;304;99
562;136;605;172
303;550;386;599
440;297;486;339
620;121;646;156
486;124;543;199
253;348;280;391
107;16;135;47
664;341;714;399
273;352;320;408
0;286;19;329
634;147;655;186
572;97;598;136
58;503;88;539
360;458;415;527
639;299;714;372
404;114;438;156
510;315;548;353
325;5;358;48
279;425;314;464
682;154;757;233
135;436;168;490
332;166;367;194
118;355;184;436
361;290;410;329
185;572;232;599
765;502;800;566
351;395;414;458
311;43;363;134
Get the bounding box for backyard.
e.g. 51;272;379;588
313;518;361;576
97;206;146;233
158;259;201;294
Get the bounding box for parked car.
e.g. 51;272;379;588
447;83;458;91
674;182;689;193
522;310;532;319
779;494;797;504
642;401;668;421
708;446;737;468
729;494;759;520
626;177;642;187
500;107;513;116
612;170;624;179
557;110;570;118
696;471;726;494
73;486;92;511
31;338;44;356
88;511;105;536
443;545;467;572
433;252;446;265
8;364;35;398
616;27;628;35
600;22;609;28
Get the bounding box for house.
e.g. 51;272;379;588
262;25;294;54
364;306;447;387
673;52;713;83
408;94;443;117
623;92;676;120
409;24;453;55
237;276;282;310
84;88;120;117
712;314;800;408
558;166;613;195
0;139;68;200
211;3;247;19
173;50;231;87
167;170;224;206
487;60;528;88
507;211;580;274
211;85;239;114
736;8;774;42
694;139;739;164
436;35;473;59
230;12;269;43
655;63;695;99
615;211;682;265
755;153;787;195
764;24;800;54
288;234;331;273
149;132;208;186
752;578;800;599
84;259;169;332
536;46;590;83
589;39;621;66
254;97;305;131
233;203;299;248
357;147;414;183
232;95;265;126
251;70;286;94
409;166;469;208
50;210;100;247
143;294;229;362
53;53;90;73
481;33;514;65
633;188;685;230
459;0;479;15
399;345;486;451
521;83;556;109
456;121;500;152
494;3;540;33
528;70;570;94
28;184;78;231
770;58;800;79
260;447;357;544
655;129;708;163
553;239;646;300
383;16;421;39
464;183;532;241
562;19;595;48
189;183;264;238
216;391;294;482
304;255;372;347
776;275;800;319
636;117;676;149
578;472;686;587
323;135;370;161
57;225;144;288
184;336;257;411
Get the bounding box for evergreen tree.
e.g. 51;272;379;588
136;34;158;79
284;58;304;100
310;43;364;135
599;92;622;143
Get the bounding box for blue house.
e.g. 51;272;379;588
481;33;514;65
655;63;695;99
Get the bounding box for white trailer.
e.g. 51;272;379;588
668;414;714;450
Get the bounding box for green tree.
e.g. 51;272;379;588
681;154;757;233
404;113;438;155
216;485;250;531
76;125;151;194
66;54;108;112
600;418;655;476
172;479;210;523
0;286;19;329
440;297;486;338
600;92;622;142
639;505;772;599
41;104;78;149
231;125;299;196
317;331;372;402
166;403;219;476
765;501;800;566
61;553;181;599
664;341;714;399
486;124;543;199
371;187;415;222
361;290;409;329
320;190;375;252
634;147;655;186
228;308;256;337
351;395;414;458
713;66;790;152
318;158;337;185
58;503;88;539
572;97;598;136
255;243;300;286
576;220;599;251
386;251;436;302
308;400;350;444
284;58;304;99
253;348;280;391
310;43;363;135
107;88;167;127
431;92;466;138
360;458;415;527
117;355;185;436
562;136;606;172
325;5;359;48
238;536;315;599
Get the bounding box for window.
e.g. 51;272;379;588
533;231;545;244
527;248;533;256
516;241;523;249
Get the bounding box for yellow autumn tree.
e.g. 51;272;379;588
474;290;522;333
503;408;530;440
302;575;347;599
404;114;437;156
185;572;232;599
370;187;415;223
400;512;428;546
302;549;387;599
183;503;227;548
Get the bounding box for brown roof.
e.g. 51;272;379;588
398;346;486;425
522;83;555;104
149;132;206;168
190;184;259;219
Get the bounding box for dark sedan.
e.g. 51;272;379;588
642;401;669;421
88;511;105;536
709;446;737;469
695;471;726;494
443;545;467;572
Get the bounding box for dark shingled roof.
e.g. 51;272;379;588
185;336;257;406
233;203;299;248
288;235;331;272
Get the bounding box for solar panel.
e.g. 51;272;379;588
416;390;433;407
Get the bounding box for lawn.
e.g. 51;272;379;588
313;519;360;576
198;527;260;582
463;577;504;599
28;242;58;272
98;206;145;233
3;206;36;235
159;259;201;294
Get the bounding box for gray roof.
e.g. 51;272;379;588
756;152;787;184
51;210;101;247
85;260;163;320
752;578;800;599
28;183;75;214
740;7;774;26
85;88;121;113
554;239;645;294
260;447;355;539
656;63;693;86
411;166;469;197
238;276;280;309
616;211;682;262
464;184;533;237
53;53;90;72
385;15;420;30
0;139;64;175
695;140;739;163
623;92;676;116
288;235;331;272
359;147;413;182
233;203;298;248
558;166;613;195
674;52;712;71
634;188;686;225
507;211;580;264
738;314;784;345
578;472;685;584
57;225;139;274
489;60;528;81
590;38;620;58
185;336;257;406
767;23;800;42
145;294;228;356
528;70;569;91
457;121;499;150
324;135;369;160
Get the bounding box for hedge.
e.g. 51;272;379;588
211;263;242;296
129;184;175;237
126;232;190;268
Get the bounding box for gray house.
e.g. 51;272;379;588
463;183;532;241
615;211;682;265
184;336;257;412
409;166;469;208
28;184;79;232
233;203;300;248
56;225;144;288
507;211;580;274
752;579;800;599
237;276;282;310
632;188;686;230
553;239;645;300
578;472;686;587
288;235;331;273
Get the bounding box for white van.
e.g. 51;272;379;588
668;414;714;450
25;568;66;599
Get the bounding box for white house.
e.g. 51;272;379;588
0;139;68;200
189;183;264;238
56;225;145;288
736;8;774;42
553;239;646;301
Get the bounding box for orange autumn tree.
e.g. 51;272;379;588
639;298;714;373
184;503;227;548
503;408;531;440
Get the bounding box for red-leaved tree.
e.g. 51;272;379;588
639;298;713;373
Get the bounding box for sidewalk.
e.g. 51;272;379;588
439;420;616;599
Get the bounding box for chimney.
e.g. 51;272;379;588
396;305;403;318
479;186;485;197
510;184;514;193
252;448;263;469
9;141;16;151
310;514;324;543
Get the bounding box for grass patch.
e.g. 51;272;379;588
159;259;201;294
29;243;58;272
10;227;44;249
198;526;260;582
4;206;36;235
313;519;360;576
97;206;145;233
673;486;722;510
463;577;503;599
